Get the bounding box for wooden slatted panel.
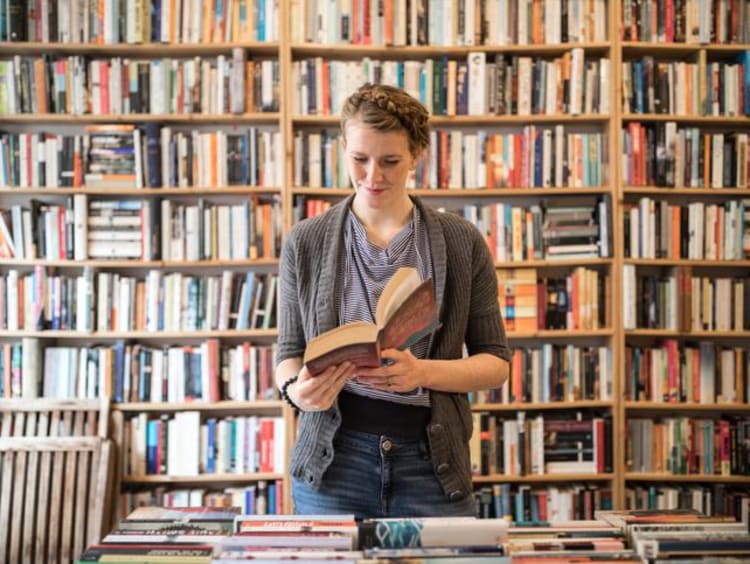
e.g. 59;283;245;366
74;446;91;560
21;411;39;562
36;410;58;563
0;450;13;562
8;411;26;560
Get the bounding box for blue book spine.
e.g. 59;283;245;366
267;482;276;515
206;418;216;474
257;0;266;41
146;419;158;474
113;341;125;403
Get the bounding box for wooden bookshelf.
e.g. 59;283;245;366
1;0;749;525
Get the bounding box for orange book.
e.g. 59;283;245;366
202;1;214;42
134;281;146;330
383;0;393;45
245;61;255;112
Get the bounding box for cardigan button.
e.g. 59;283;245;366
429;423;443;435
449;490;464;501
436;463;450;474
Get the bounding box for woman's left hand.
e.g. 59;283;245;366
355;349;426;392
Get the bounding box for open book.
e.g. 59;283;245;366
303;267;439;376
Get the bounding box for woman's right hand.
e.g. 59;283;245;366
287;362;355;412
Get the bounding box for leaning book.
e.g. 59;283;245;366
303;267;439;376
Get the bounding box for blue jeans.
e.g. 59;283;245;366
292;427;476;519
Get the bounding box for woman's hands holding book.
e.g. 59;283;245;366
355;349;423;393
288;361;356;411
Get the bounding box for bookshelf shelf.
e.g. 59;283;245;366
622;187;750;197
0;329;279;340
472;400;614;412
624;330;750;339
0;186;284;196
115;400;285;414
0;41;281;56
625;402;750;414
293;114;611;126
121;472;286;485
292;187;612;197
621;114;750;125
621;41;750;54
625;474;750;484
506;329;615;339
0;258;280;268
623;259;750;268
473;473;616;484
0;114;282;124
495;258;612;268
290;42;612;58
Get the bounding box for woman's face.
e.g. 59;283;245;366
343;120;416;211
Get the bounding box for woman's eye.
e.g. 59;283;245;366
382;160;400;167
353;157;368;163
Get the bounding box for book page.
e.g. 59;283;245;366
378;278;438;351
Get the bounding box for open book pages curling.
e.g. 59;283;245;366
303;267;440;376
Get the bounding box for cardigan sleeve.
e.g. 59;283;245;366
276;227;307;364
465;227;512;362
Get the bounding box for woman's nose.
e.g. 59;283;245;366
365;161;384;181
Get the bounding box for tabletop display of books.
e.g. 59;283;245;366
76;507;750;563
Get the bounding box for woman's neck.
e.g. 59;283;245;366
351;196;414;248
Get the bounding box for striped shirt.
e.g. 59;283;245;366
338;205;433;406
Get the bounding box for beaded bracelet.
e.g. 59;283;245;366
280;374;300;412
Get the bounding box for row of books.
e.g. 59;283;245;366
623;56;750;117
471;412;613;477
626;342;750;403
624;197;750;260
0;53;279;115
625;484;750;522
294;127;607;190
462;199;611;261
0;338;278;402
292;51;609;117
0;128;283;189
0;196;281;261
622;265;750;331
292;0;608;46
0;268;278;333
34;341;276;403
497;267;609;333
1;0;279;43
476;345;613;404
121;480;285;518
80;507;750;562
124;412;286;476
623;123;750;188
621;0;750;43
475;483;613;523
627;416;750;476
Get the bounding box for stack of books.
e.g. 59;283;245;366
77;506;239;563
77;508;750;563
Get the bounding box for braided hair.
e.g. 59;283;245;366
341;84;430;157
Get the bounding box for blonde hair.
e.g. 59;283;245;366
341;84;430;157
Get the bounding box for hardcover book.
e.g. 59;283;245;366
303;267;439;376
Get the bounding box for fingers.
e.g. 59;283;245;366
296;362;355;411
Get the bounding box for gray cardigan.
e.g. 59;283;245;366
277;195;511;502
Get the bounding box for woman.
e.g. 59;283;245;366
275;83;511;518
